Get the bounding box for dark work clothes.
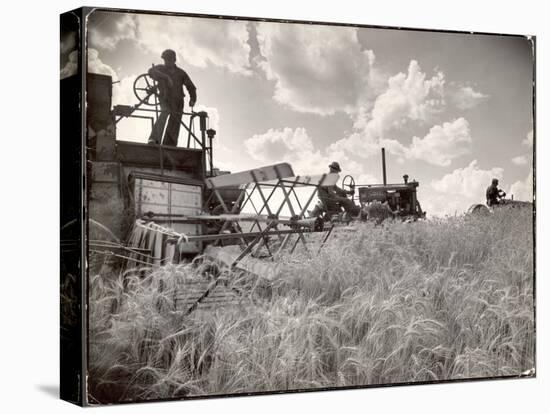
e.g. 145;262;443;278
486;184;501;206
149;101;183;147
317;186;360;215
147;64;197;146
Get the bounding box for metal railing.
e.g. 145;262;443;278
112;75;216;178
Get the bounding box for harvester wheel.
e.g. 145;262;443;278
133;73;159;106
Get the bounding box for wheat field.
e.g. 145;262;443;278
88;206;535;403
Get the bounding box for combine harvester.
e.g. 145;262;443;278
78;72;347;313
127;162;338;273
77;71;428;313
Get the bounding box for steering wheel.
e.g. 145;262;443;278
133;73;159;106
342;175;355;195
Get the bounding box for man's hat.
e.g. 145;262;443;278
328;161;341;172
161;49;176;61
492;178;499;185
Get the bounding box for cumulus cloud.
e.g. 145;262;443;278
244;127;369;178
193;104;220;132
427;160;503;215
402;118;471;166
451;85;489;109
87;48;118;79
509;169;533;202
522;130;533;147
62;47;121;80
509;130;534;168
431;160;502;195
331;117;471;168
139;15;251;75
327;131;379;161
90;12;252;75
357;60;445;132
256;22;376;116
60;50;78;79
111;75;136;105
245;127;325;173
512;155;528;166
328;60;449;162
89;13;137;50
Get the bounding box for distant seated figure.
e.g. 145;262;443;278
148;49;197;146
310;161;360;217
486;178;506;207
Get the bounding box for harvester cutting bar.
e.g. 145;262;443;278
133;220;324;245
208;214;321;229
145;213;321;229
180;228;319;243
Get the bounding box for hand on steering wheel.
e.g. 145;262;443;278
342;175;356;196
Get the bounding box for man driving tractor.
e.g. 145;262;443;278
310;161;361;218
486;178;506;207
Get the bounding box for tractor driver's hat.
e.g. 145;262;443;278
328;161;341;172
161;49;176;61
492;178;499;185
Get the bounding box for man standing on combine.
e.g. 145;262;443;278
311;161;361;218
147;49;197;146
486;178;506;207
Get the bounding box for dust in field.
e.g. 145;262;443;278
88;207;534;403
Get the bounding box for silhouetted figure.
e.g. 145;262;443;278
311;161;360;217
148;49;197;146
486;178;506;207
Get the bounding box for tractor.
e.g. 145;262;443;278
310;148;426;224
468;194;532;215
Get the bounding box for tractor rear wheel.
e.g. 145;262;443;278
467;204;490;215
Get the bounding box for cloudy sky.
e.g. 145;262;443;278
62;10;534;216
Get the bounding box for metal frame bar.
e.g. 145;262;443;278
184;222;277;316
317;225;334;255
194;166;337;268
210;185;249;247
114;99;204;150
214;172;327;258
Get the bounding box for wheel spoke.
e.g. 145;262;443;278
133;73;159;106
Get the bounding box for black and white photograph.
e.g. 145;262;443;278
58;4;536;407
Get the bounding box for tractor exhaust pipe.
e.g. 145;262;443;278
381;147;387;186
